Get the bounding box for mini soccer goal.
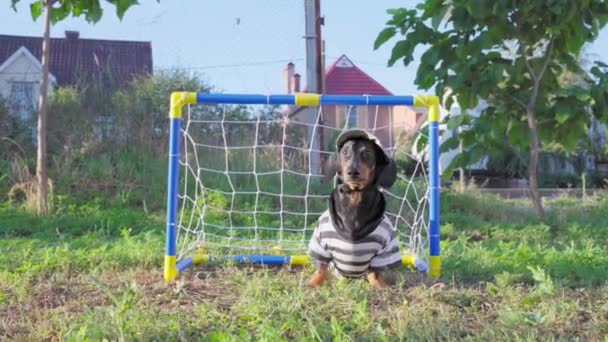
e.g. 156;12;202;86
164;92;441;281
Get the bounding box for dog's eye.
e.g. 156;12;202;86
361;150;373;160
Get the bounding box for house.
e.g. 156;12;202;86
0;31;152;121
282;55;427;156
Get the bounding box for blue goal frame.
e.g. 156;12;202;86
164;92;441;281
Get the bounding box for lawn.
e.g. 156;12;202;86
1;191;607;340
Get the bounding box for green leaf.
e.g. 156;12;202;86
111;0;139;20
386;8;409;26
596;61;608;68
431;5;449;30
29;1;42;20
457;91;470;110
439;135;460;153
506;119;529;148
561;119;587;152
51;2;71;24
374;27;396;50
555;111;571;124
466;0;491;19
84;3;104;23
388;40;413;67
446;113;470;130
73;3;83;16
420;46;440;68
441;154;464;179
467;144;485;165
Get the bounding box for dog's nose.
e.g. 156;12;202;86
346;167;360;177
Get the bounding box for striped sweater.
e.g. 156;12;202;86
307;210;402;278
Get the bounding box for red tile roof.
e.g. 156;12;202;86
0;31;152;87
324;55;392;95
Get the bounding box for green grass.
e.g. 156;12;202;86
1;192;608;340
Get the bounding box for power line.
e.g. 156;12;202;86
0;57;392;78
156;58;305;71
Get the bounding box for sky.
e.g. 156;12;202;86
2;0;608;96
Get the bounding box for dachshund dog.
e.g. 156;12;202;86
307;129;400;288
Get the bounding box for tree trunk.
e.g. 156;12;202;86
36;0;52;216
458;126;466;192
526;108;545;220
520;38;552;221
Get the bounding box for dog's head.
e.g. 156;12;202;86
324;130;397;190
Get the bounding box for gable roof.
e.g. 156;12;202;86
0;31;152;87
324;55;392;95
0;46;57;84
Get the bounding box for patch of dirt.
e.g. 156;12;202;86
3;266;606;340
400;270;441;288
0;267;244;339
92;267;246;312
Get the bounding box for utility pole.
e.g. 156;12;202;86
314;0;324;95
304;0;321;173
314;0;325;167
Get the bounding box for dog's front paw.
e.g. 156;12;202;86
367;271;388;289
307;271;326;288
307;266;329;288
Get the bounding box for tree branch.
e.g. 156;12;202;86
529;36;555;108
519;42;537;82
505;94;527;110
537;37;555;82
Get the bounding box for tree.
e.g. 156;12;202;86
112;70;214;149
10;0;146;215
376;0;608;219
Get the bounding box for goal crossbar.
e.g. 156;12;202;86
164;92;441;281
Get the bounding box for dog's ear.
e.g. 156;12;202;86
322;153;340;184
375;159;397;188
373;145;397;188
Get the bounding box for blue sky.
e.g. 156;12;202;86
3;0;608;95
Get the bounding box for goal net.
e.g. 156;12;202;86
164;93;441;280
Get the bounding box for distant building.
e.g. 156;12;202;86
282;54;427;155
0;31;152;120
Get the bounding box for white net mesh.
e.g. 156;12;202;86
175;102;430;263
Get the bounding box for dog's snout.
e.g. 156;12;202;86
346;165;360;177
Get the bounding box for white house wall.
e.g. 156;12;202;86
0;47;56;119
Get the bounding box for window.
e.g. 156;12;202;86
8;81;36;121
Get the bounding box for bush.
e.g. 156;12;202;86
0;96;36;159
394;149;426;176
3;70;220;210
486;147;528;178
111;69;213;150
538;172;580;188
47;87;95;156
537;171;607;189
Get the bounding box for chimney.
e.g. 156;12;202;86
65;30;79;40
284;62;295;93
293;73;301;93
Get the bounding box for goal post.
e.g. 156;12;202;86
164;92;441;281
